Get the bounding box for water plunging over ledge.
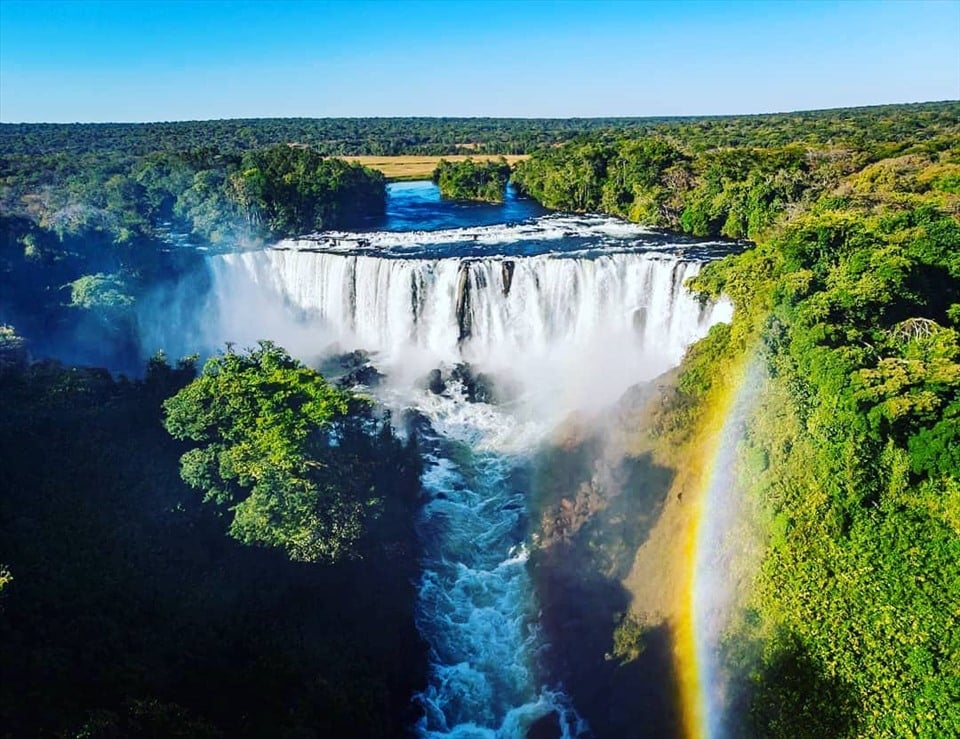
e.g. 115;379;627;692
142;182;736;737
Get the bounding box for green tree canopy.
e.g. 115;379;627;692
432;157;511;202
228;144;386;236
162;342;391;562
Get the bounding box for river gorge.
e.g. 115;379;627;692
139;181;739;737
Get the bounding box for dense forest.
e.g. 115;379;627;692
0;142;384;367
512;101;960;242
1;101;958;737
432;157;512;202
0;345;426;737
2;103;954;158
650;122;960;735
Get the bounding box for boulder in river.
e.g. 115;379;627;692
526;711;561;739
450;362;498;404
424;368;445;395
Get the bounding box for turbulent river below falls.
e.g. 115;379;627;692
144;182;736;738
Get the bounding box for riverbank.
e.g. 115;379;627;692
526;351;766;739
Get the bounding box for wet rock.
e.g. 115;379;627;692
501;260;516;296
338;349;372;369
632;306;647;334
526;711;561;739
399;408;434;438
450;362;497;404
337;363;383;389
419;363;515;404
425;368;445;395
455;262;472;343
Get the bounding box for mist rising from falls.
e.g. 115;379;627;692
142;211;735;737
188;244;729;415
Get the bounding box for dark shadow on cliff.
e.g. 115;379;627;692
722;629;863;739
529;425;681;738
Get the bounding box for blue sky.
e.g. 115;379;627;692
0;0;958;122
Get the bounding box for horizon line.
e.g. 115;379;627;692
2;99;957;126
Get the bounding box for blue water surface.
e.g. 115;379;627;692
364;180;548;232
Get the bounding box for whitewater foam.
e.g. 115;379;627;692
279;213;731;262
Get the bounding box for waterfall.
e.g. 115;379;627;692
202;248;729;400
149;214;734;738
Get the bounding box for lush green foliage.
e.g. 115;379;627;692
1;142;384;247
3;102;955;158
228;145;385;236
163;342;413;562
611;612;649;665
512;137;840;240
0;142;383;366
670;143;960;736
513;102;960;242
432;157;511;202
0;354;425;736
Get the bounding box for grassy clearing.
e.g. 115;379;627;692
346;154;529;180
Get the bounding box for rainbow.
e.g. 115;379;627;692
674;355;762;739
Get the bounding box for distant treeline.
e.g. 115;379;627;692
2;101;956;157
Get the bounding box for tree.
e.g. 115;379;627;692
162;342;388;562
228;144;386;235
432;157;511;202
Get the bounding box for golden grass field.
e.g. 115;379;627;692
346;154;529;180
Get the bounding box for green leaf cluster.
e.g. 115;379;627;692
68;272;134;310
163;341;400;562
432;157;511;202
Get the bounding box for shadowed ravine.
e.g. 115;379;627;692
529;395;684;738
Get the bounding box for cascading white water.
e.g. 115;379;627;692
200;247;728;412
151;214;734;738
209;250;714;359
